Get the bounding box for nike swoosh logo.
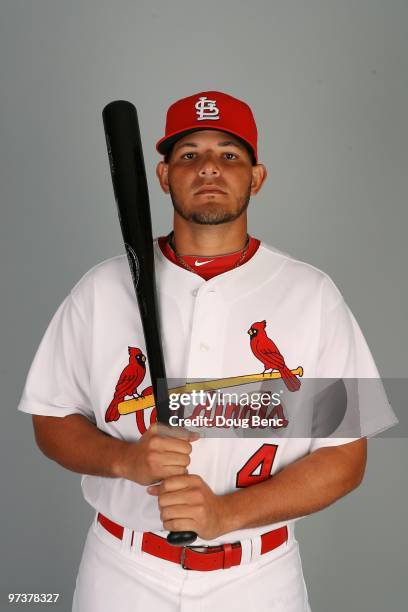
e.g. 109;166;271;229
194;259;212;267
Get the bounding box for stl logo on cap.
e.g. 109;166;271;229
195;96;220;121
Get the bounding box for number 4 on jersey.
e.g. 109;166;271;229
236;444;278;488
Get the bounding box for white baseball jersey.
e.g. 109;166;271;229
18;238;397;549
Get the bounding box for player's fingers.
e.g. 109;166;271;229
160;465;189;479
160;503;196;522
146;468;188;494
151;474;192;494
156;488;201;509
162;517;198;534
153;422;200;442
161;450;191;468
151;435;196;455
144;448;189;473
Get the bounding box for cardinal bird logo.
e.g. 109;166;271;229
248;320;301;392
105;347;147;422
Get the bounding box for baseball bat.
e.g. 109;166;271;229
102;100;197;546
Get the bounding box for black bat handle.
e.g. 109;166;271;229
167;531;197;546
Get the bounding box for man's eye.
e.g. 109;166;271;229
224;152;238;160
182;152;196;160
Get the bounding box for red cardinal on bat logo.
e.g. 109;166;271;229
248;320;301;392
105;347;147;422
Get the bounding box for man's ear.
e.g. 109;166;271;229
156;161;170;194
250;163;268;195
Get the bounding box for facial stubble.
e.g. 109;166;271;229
169;183;252;226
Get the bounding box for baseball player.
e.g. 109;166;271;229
18;91;397;611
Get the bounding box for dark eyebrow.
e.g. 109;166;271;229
175;140;244;151
217;140;245;150
174;142;198;150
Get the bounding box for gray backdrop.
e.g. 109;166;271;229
1;1;407;610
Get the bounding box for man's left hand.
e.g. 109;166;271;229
147;474;228;540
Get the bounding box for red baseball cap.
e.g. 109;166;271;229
156;91;258;163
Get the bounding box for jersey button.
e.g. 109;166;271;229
199;343;209;352
192;289;198;297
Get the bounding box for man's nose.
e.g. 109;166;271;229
198;153;221;177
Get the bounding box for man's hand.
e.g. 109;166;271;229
147;474;227;540
114;422;200;486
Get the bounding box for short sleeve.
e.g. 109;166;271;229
17;293;94;420
310;278;398;452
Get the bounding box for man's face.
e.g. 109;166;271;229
156;130;266;225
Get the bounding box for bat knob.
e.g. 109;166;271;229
167;530;197;546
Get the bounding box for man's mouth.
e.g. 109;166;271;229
195;186;227;195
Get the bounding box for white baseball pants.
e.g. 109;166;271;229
72;514;312;612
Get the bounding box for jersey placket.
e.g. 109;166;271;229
185;284;224;381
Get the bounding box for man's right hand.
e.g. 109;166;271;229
114;422;200;486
